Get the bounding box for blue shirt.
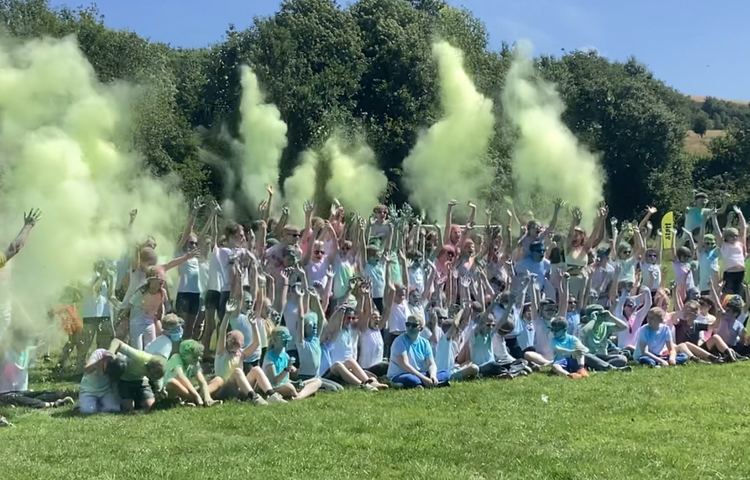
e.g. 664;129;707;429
698;248;720;292
635;324;673;357
296;336;321;378
471;331;495;366
387;334;434;378
551;333;587;362
515;257;550;289
262;349;290;387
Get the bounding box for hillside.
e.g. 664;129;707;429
689;95;748;106
685;129;725;155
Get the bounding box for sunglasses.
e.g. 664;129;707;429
187;241;198;246
568;300;577;305
405;322;421;329
621;250;632;255
485;322;496;328
647;253;657;258
287;233;302;238
314;250;325;255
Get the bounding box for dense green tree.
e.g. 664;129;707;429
692;111;711;136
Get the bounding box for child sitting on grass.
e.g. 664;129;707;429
164;340;219;407
264;326;322;401
550;316;589;379
635;308;688;367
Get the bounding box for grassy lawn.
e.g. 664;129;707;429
2;363;750;480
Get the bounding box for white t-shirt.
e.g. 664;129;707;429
0;345;35;394
435;335;459;372
306;259;330;290
420;324;443;357
145;335;173;359
359;328;384;369
532;319;553;361
388;301;410;333
207;247;223;292
176;248;201;294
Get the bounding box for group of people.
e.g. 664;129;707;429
1;188;749;424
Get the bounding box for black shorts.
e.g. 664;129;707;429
218;291;231;321
723;270;745;296
205;290;221;311
175;292;201;316
505;337;534;360
242;360;260;374
118;378;154;409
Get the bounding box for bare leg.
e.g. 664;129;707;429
207;377;225;396
202;309;217;355
293;378;321;400
229;368;254;395
524;351;552;367
454;363;479;380
246;366;274;393
193;309;205;340
551;363;569;376
706;335;729;353
166;379;193;401
330;362;365;386
274;383;298;400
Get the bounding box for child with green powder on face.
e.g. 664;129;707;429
263;326;322;401
578;305;631;371
164;340;220;407
549;316;589;379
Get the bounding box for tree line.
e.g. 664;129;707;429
1;0;748;224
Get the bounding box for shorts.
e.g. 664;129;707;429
175;292;201;316
118;378;155;409
205;290;221;311
242;360;260;374
505;337;535;360
213;379;240;401
554;357;580;373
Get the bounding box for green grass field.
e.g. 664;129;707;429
2;363;750;480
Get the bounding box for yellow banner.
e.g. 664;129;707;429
661;211;674;250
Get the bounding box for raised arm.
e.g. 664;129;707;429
443;200;457;246
263;185;274;223
735;206;747;256
711;211;723;248
3;209;41;264
177;198;203;251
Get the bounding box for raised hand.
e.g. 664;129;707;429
610;216;618;227
554;198;565;210
646;206;657;215
448;199;458;208
459;276;472;288
304;200;315;216
186;247;201;259
468;201;477;209
282;203;290;216
192;196;205;212
266;184;274;196
212;199;222;213
280;267;293;283
572;207;583;223
258;200;268;213
129;209;138;221
24;208;42;226
325;264;335;279
733;205;743;215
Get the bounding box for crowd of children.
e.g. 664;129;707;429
1;190;749;424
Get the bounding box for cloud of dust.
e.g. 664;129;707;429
283;150;319;226
402;40;495;222
324;136;388;218
235;65;287;213
502;41;603;227
0;36;184;343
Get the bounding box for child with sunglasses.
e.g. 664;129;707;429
550;316;589;378
387;315;450;389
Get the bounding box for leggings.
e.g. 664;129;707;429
129;320;156;350
390;370;450;389
0;390;66;409
584;353;628;371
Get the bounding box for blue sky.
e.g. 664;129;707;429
50;0;749;101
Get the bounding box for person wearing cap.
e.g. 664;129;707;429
711;206;747;296
683;192;719;245
145;313;184;359
387;315;450;389
696;222;720;296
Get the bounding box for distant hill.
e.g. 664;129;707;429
685;129;725;155
689;95;748;106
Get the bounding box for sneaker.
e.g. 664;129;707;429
576;368;589;378
372;381;389;390
498;373;514;380
266;392;287;405
737;355;750;362
248;394;268;406
54;396;75;408
361;383;378;392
